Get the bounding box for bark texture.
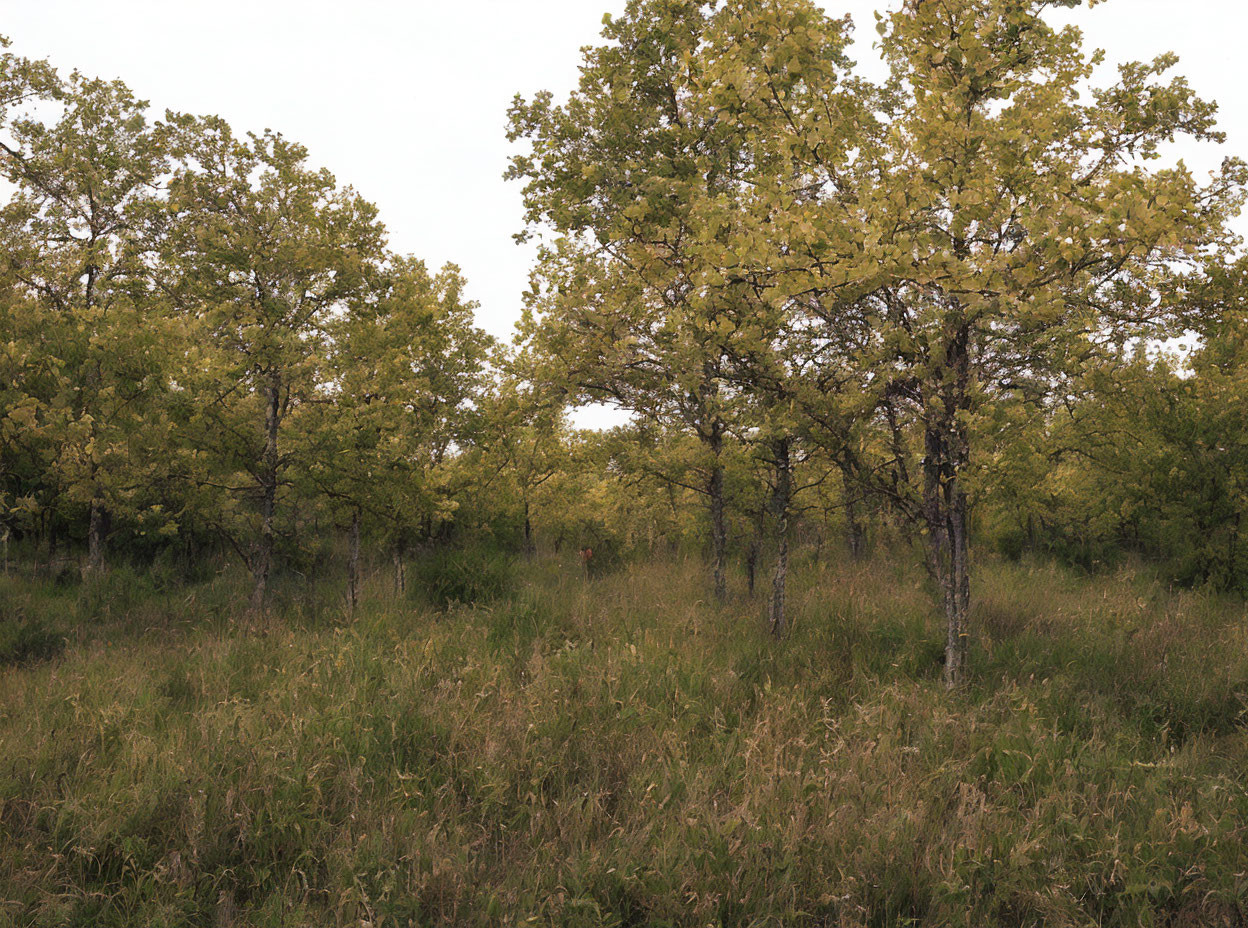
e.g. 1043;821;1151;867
768;438;792;638
84;497;106;578
708;423;728;603
248;371;282;616
921;326;973;689
347;509;361;615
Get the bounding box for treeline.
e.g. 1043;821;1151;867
3;0;1248;687
0;40;501;611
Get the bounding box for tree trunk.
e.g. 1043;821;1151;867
523;498;535;557
922;331;973;689
842;465;866;559
84;496;106;579
746;507;764;596
392;543;406;597
945;485;971;687
928;463;971;689
248;372;281;616
347;508;361;616
45;513;57;576
708;424;728;603
768;438;792;638
182;516;197;579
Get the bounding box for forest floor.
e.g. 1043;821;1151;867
2;550;1248;927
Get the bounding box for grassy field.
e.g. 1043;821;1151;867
2;550;1248;927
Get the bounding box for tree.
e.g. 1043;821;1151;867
311;256;493;604
511;0;880;612
739;0;1245;684
508;1;759;602
0;70;171;576
154;118;386;613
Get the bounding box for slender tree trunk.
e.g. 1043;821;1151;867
746;507;764;596
928;469;972;689
923;332;973;689
248;371;282;616
666;484;680;554
45;513;57;576
392;542;406;597
84;496;106;579
523;498;535;557
347;508;361;615
842;465;866;559
1228;513;1241;589
80;262;105;582
768;438;792;638
946;485;971;685
182;516;196;579
708;424;728;603
248;495;274;616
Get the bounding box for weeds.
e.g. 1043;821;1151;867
1;554;1246;926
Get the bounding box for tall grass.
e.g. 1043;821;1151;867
1;551;1246;926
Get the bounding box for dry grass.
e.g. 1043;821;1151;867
1;550;1247;926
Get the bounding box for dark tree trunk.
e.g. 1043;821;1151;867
842;466;866;559
523;498;535;557
249;372;282;616
45;513;57;575
768;438;792;638
922;329;973;689
746;507;765;597
182;516;197;579
84;496;106;578
347;508;361;615
708;424;728;603
392;543;406;597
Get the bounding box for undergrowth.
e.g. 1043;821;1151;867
0;552;1246;926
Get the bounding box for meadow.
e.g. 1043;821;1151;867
2;550;1247;927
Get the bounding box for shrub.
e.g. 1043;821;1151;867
75;565;154;621
0;616;65;667
409;542;519;608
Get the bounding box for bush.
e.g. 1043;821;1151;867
75;565;155;621
409;542;519;608
0;616;65;667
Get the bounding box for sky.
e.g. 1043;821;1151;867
5;0;1247;424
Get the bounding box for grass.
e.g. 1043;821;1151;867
1;550;1247;926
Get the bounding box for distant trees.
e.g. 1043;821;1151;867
0;40;495;613
0;63;173;578
983;259;1248;592
318;257;493;602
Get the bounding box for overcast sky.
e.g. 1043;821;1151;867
6;1;1246;424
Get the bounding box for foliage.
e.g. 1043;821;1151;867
408;541;520;609
509;0;1247;680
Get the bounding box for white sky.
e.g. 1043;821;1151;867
6;1;1246;426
